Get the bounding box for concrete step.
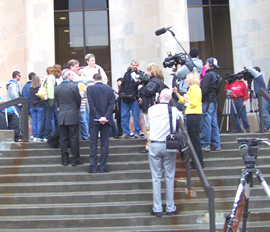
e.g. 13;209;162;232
0;197;268;217
0;133;269;231
0;185;267;205
0;165;269;183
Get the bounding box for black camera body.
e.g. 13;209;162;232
237;68;254;82
225;67;254;88
236;138;267;169
163;52;187;68
225;73;241;84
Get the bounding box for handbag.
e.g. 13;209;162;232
35;78;48;100
166;105;188;152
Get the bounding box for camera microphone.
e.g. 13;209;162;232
155;27;172;36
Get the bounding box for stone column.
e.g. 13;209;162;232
0;0;55;95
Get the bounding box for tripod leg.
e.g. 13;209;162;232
225;170;249;232
241;179;251;232
256;169;270;199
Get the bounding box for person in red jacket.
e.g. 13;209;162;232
225;77;250;132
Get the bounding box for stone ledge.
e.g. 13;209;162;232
0;130;14;142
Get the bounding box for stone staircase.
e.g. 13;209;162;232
0;133;269;231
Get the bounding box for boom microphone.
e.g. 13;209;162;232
155;27;172;36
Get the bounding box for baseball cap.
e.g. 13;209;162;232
206;57;220;69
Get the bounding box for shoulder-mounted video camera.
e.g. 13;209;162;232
163;52;187;68
225;67;254;84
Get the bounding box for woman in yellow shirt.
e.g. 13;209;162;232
173;71;203;169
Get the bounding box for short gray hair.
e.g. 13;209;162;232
61;69;72;79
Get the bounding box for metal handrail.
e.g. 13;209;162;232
178;117;216;231
257;88;270;133
0;97;29;142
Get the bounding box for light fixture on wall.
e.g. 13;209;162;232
60;17;66;20
64;30;69;33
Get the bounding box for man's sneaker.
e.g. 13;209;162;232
150;210;162;217
211;146;221;151
133;134;140;138
202;146;210;152
166;209;179;215
140;133;144;138
120;134;129;139
130;133;134;138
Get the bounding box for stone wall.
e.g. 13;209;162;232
229;0;270;80
0;0;55;98
109;0;190;89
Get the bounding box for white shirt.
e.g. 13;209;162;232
148;103;182;141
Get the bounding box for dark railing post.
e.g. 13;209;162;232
177;116;216;230
208;187;216;232
0;97;29;142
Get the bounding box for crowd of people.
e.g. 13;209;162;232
1;48;270;217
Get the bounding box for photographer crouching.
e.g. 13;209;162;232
224;74;251;133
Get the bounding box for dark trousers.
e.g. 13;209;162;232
89;123;110;172
0;112;21;140
59;124;80;164
187;114;204;168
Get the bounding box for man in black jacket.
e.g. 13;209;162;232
87;74;115;173
119;60;144;139
54;69;82;166
200;57;221;152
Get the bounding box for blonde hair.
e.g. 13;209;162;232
30;75;41;88
186;71;200;85
147;64;164;80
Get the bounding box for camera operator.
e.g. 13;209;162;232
247;66;270;131
200;57;221;152
225;76;250;133
172;48;203;126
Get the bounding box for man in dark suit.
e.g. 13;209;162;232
54;69;82;166
87;73;115;173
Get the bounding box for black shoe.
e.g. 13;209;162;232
88;169;97;173
72;161;84;166
139;149;149;154
62;162;69;166
150;210;162;217
246;129;250;132
166;210;179;215
231;129;243;133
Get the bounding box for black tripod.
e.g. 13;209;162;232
225;138;270;232
220;90;241;132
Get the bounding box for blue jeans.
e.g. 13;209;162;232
262;98;270;130
200;102;221;148
232;99;250;130
121;99;140;135
30;107;44;138
39;101;55;139
80;110;89;139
